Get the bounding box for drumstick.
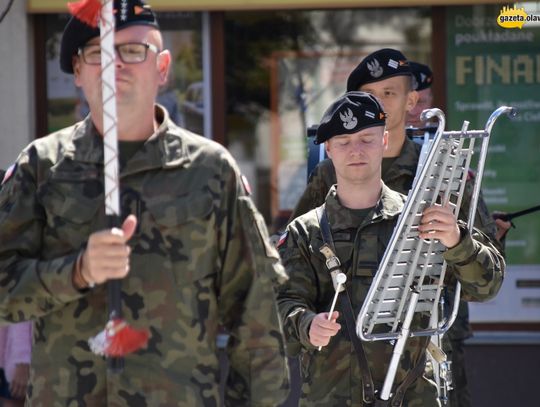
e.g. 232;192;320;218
318;272;347;351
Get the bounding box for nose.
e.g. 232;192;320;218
114;50;125;69
349;140;365;156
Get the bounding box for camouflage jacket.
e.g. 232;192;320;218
289;137;499;340
0;107;289;406
277;185;505;406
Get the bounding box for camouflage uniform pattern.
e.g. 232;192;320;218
0;106;289;406
277;185;504;406
288;137;499;407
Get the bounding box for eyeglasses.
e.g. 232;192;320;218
78;42;160;65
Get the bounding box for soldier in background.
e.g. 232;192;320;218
406;61;434;128
0;1;288;405
277;91;505;406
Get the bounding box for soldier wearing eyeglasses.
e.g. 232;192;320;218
0;0;289;405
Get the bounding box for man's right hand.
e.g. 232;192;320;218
75;214;138;289
308;311;341;348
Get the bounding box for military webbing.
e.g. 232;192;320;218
316;204;429;407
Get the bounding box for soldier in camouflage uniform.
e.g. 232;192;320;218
288;51;499;407
277;91;505;406
0;1;289;405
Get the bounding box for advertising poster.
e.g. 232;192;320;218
446;4;540;323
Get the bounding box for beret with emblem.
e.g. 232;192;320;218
315;91;386;145
60;0;159;74
346;48;411;92
409;61;433;91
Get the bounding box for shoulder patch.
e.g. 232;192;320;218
241;174;252;196
277;231;288;248
1;163;17;186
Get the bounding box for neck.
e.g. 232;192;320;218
92;104;157;141
336;177;382;210
383;127;406;158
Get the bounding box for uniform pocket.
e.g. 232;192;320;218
38;176;103;250
353;233;379;278
144;190;216;284
145;192;213;228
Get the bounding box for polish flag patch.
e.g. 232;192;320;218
1;163;17;185
277;231;288;248
241;175;252;195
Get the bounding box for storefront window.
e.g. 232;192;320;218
224;8;431;229
44;12;206;134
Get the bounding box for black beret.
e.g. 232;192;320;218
346;48;411;92
60;0;159;74
409;61;433;91
315;91;386;145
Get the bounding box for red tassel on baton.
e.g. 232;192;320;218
89;319;149;357
68;0;102;27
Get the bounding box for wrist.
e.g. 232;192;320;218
72;250;95;289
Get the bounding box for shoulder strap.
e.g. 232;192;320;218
316;205;376;405
389;344;428;407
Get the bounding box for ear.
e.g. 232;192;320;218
406;90;419;113
383;130;389;149
73;56;82;87
325;140;332;159
156;50;171;85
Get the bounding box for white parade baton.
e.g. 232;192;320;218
318;272;347;351
68;0;149;373
98;0;125;373
99;0;120;223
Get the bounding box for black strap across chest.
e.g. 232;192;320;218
316;205;376;404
